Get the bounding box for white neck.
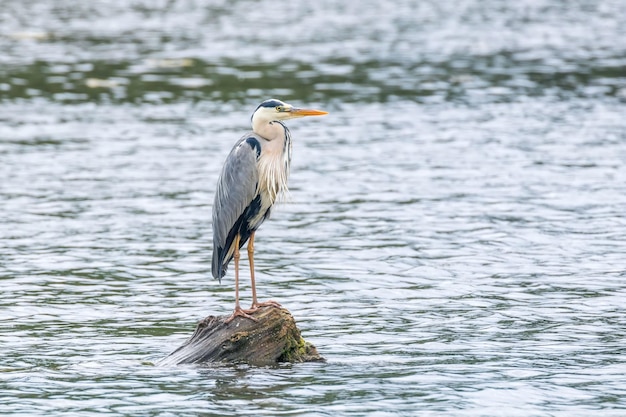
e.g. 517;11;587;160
251;115;292;204
251;114;286;141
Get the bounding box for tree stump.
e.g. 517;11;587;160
158;306;324;366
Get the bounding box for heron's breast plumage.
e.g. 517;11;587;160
251;126;292;226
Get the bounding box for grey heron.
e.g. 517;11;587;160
211;99;328;322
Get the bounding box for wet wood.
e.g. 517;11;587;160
158;305;324;366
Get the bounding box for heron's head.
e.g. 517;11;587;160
251;99;328;126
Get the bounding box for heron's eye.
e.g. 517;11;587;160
275;106;282;112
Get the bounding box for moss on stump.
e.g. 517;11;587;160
158;306;324;366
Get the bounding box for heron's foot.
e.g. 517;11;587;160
251;299;282;309
225;306;259;324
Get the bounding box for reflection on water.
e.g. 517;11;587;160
1;0;626;416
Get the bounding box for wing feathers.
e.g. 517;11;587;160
211;135;260;280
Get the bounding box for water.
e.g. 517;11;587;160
1;0;626;415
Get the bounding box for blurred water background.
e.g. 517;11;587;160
1;0;626;415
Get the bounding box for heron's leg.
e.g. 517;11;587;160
248;231;259;307
248;231;282;310
225;234;257;323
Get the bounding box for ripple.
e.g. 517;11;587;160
2;0;626;416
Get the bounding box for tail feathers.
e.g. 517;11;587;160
212;230;250;282
211;246;227;283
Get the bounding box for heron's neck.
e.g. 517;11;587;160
254;120;293;203
252;118;287;142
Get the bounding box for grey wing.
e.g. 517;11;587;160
211;136;259;280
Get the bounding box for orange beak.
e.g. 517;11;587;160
290;108;329;117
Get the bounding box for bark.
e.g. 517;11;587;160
158;305;324;366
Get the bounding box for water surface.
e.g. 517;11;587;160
1;0;626;415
